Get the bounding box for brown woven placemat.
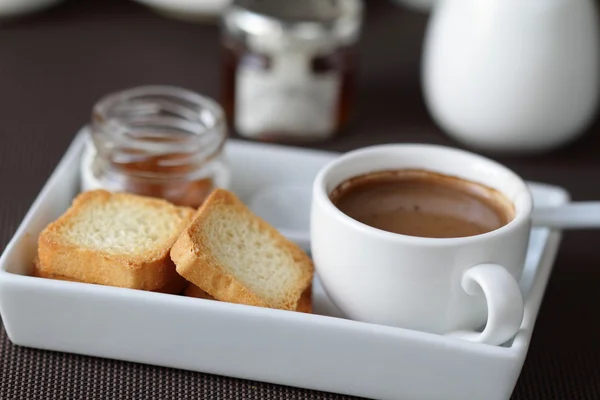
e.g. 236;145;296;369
0;326;362;400
1;0;600;399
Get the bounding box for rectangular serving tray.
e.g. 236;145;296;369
0;129;568;400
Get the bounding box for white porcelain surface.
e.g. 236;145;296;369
0;129;568;400
311;144;531;345
422;0;600;154
532;202;600;229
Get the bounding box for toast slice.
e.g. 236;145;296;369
171;189;314;311
296;284;313;314
33;257;187;295
183;282;313;314
37;190;195;291
183;282;216;300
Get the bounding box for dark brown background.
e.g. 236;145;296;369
1;0;599;399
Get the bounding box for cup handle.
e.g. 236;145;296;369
446;264;524;346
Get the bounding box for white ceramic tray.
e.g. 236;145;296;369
0;129;568;400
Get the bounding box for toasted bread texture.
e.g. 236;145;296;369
183;282;216;300
171;189;314;311
32;257;187;295
183;282;313;313
37;190;195;291
296;284;313;314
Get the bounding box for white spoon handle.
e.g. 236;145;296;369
287;202;600;250
531;202;600;229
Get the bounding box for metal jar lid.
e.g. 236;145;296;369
223;0;364;50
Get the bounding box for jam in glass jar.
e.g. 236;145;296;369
85;85;229;208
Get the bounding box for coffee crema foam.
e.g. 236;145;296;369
329;169;515;239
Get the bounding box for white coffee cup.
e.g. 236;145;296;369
310;144;533;346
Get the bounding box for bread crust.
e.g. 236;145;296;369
183;282;313;314
171;189;314;311
183;282;216;300
32;257;187;295
296;284;313;314
37;190;195;291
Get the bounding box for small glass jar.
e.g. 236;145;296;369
222;0;364;143
83;85;229;208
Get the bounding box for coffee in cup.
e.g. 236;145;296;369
311;144;532;346
329;169;515;238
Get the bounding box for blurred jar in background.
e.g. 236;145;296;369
221;0;364;144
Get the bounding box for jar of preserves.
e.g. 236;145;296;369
222;0;364;143
82;85;230;208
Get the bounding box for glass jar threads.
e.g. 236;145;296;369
222;0;364;143
83;85;230;208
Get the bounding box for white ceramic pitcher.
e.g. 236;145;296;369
422;0;600;154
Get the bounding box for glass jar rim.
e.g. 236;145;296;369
224;0;363;48
93;85;225;135
91;85;227;180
